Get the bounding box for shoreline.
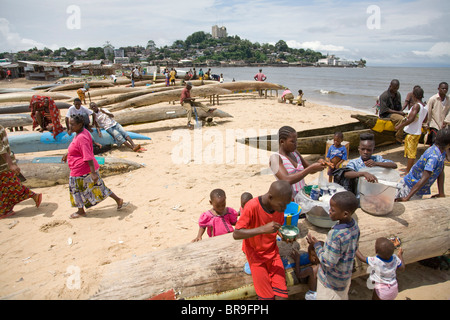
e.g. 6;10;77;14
0;79;448;300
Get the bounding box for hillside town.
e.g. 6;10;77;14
0;26;366;81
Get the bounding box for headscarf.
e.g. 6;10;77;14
29;95;64;139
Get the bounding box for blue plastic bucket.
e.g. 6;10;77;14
284;202;301;226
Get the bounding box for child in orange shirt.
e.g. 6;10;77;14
233;180;293;300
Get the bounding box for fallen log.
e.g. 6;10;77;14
90;197;450;300
107;85;232;112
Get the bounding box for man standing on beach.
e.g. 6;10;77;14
254;69;267;82
378;79;406;143
180;82;216;130
425;82;450;145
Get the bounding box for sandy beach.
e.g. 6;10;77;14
0;78;448;300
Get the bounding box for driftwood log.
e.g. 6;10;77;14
90;197;450;300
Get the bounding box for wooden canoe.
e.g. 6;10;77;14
0;102;71;114
107;85;232;112
0;92;72;103
90;197;450;300
17;156;144;188
95;87;179;107
216;81;284;91
0;88;33;94
8;129;151;154
113;105;233;126
31;84;61;90
0;114;33;127
238;117;397;154
47;81;114;92
127;80;218;88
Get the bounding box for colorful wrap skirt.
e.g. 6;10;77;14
0;170;35;216
69;170;112;209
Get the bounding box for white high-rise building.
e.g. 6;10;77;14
212;25;227;39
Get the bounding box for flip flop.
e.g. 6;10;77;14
0;210;15;219
69;212;86;219
138;147;147;152
35;193;43;208
117;200;130;210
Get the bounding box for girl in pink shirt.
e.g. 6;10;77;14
63;115;128;219
192;189;238;241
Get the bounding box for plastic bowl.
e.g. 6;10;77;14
279;225;299;241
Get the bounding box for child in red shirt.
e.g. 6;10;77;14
233;180;293;300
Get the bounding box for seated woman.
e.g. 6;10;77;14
29;95;64;139
269;126;325;199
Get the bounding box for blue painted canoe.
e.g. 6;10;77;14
8;129;151;154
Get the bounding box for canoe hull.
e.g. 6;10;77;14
8;130;151;154
18;156;144;188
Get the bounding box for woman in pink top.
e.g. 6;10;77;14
192;189;238;241
270;126;326;197
62;115;128;219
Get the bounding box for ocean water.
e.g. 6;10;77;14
209;66;450;114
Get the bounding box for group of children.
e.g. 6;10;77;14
191;180;405;300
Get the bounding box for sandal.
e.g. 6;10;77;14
0;210;15;219
117;199;130;210
69;212;86;219
132;144;141;152
187;124;194;130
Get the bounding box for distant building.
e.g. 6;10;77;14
114;49;125;58
212;25;227;39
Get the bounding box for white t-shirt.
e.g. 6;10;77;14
404;103;428;136
367;255;402;285
66;105;93;119
93;109;116;130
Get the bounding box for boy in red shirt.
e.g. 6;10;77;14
233;180;292;300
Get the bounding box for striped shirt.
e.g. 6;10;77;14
273;152;305;195
314;218;360;291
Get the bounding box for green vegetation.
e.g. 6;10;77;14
0;31;365;66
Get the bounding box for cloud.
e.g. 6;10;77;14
286;40;349;53
412;42;450;58
0;18;58;52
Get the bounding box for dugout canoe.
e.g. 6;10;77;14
47;81;114;92
113;105;233;126
17;156;144;188
0;88;34;94
216;81;284;92
107;85;232;112
0;114;33;127
0;102;71;114
95;87;179;107
8;129;151;154
31;83;61;90
126;79;218;88
238;115;397;154
90;197;450;300
0;92;72;103
65;87;145;101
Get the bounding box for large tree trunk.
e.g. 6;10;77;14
90;197;449;300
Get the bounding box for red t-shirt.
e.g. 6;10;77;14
180;87;190;104
235;196;284;264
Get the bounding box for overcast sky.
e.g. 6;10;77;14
1;0;449;67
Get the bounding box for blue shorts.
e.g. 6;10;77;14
106;123;128;146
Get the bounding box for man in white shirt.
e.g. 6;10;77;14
425;82;450;144
90;102;141;152
65;98;94;135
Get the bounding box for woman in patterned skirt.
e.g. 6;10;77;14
62;115;128;219
0;125;42;219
